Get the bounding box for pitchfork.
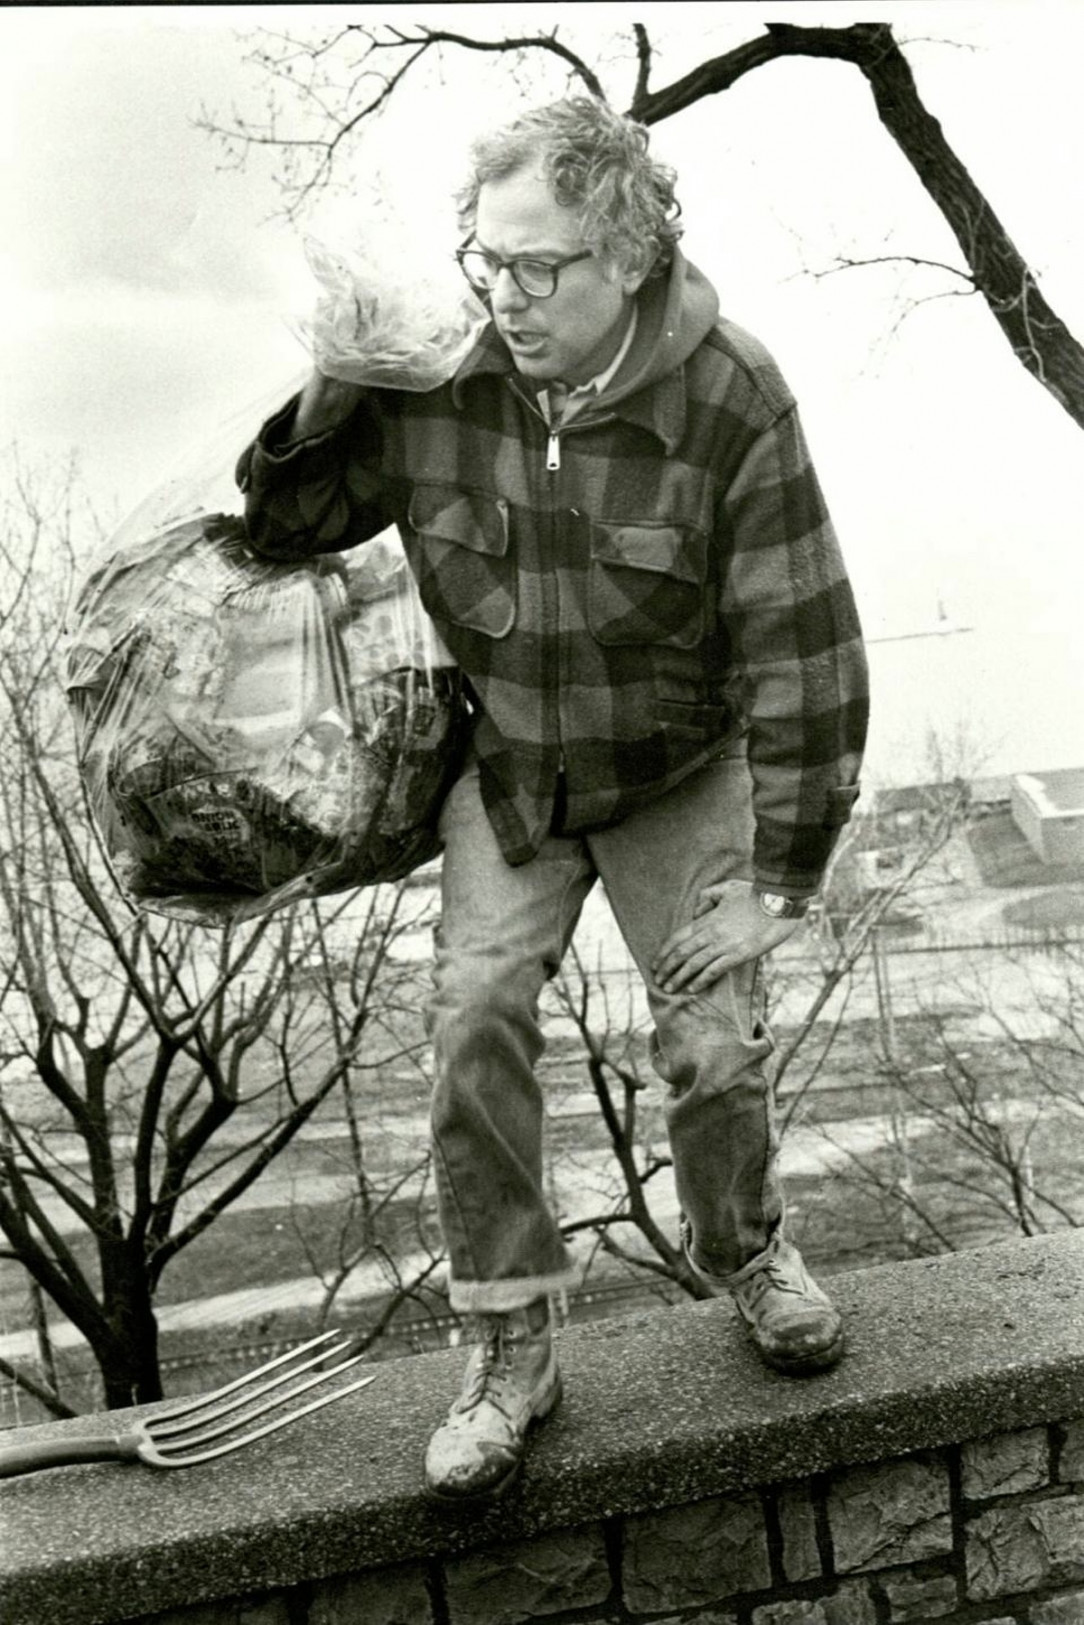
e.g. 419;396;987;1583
0;1330;376;1476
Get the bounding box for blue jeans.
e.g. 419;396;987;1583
428;750;785;1312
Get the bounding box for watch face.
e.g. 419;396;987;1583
759;891;787;917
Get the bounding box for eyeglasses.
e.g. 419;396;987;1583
455;244;593;300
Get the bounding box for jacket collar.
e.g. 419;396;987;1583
451;323;515;400
451;319;687;455
451;249;715;457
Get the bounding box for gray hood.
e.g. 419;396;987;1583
595;248;721;411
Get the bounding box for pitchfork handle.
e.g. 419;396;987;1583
0;1430;142;1475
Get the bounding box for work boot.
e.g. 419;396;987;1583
728;1238;844;1375
424;1298;561;1501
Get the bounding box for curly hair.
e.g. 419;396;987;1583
457;97;683;281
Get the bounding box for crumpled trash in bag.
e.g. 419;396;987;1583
65;513;469;925
297;224;487;392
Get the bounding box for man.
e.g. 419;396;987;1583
238;97;869;1503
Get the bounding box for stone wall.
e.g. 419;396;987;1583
4;1234;1084;1625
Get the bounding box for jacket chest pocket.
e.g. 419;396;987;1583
588;522;710;648
408;484;514;639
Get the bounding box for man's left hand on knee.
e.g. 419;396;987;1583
652;879;801;993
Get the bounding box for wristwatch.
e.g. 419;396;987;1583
755;889;810;920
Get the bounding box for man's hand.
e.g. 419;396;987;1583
290;370;366;441
651;879;801;995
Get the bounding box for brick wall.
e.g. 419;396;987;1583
5;1235;1084;1625
129;1420;1084;1625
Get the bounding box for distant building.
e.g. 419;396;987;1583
1011;767;1084;865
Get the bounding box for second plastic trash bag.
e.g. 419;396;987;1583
65;513;469;925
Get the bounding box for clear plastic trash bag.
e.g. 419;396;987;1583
296;221;487;392
65;511;469;925
65;208;482;927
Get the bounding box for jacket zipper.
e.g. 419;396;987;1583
546;429;561;472
546;414;616;473
526;389;614;785
537;405;563;775
506;377;613;474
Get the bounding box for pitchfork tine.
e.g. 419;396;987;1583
0;1331;377;1476
139;1367;377;1467
150;1333;358;1439
149;1331;343;1431
144;1347;371;1457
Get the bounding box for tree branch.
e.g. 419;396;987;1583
807;252;975;287
632;23;652;108
0;1355;77;1420
629;21;1084;426
382;26;606;100
0;1175;114;1353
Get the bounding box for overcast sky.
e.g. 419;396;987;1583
3;1;1083;787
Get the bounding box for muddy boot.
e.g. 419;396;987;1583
424;1298;561;1501
729;1239;844;1375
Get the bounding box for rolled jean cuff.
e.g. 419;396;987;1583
448;1264;583;1314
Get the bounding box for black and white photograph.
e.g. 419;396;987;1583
3;4;1084;1619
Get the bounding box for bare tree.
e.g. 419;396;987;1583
809;939;1084;1258
198;18;1084;430
0;458;436;1413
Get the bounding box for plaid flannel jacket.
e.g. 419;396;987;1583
238;258;868;892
